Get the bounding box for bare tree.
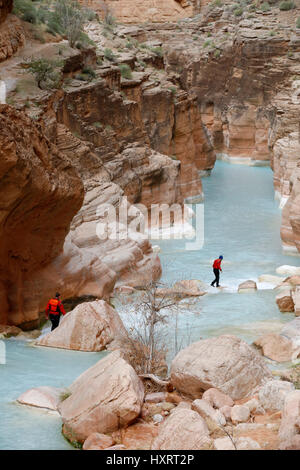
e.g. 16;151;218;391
116;280;181;376
54;0;85;48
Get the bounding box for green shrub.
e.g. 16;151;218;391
260;2;271;11
234;7;243;16
279;1;295;10
214;49;221;58
82;66;96;79
118;64;132;79
104;48;115;61
13;0;38;23
60;390;71;401
150;47;163;57
92;121;102;128
204;40;212;47
125;40;134;49
25;57;62;90
53;0;85;47
168;86;177;95
104;12;116;26
297;17;300;28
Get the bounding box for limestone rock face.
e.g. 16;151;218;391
151;408;212;450
17;386;64;411
0;105;84;326
279;390;300;450
254;333;300;363
59;351;145;443
79;0;198;23
0;1;25;62
258;380;295;412
37;300;127;351
170;335;272;400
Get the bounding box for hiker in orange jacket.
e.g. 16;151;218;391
45;292;66;331
211;256;223;287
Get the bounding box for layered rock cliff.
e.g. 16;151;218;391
0;0;24;62
3;0;300;327
80;0;200;23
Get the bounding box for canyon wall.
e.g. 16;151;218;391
0;0;24;62
3;1;300;326
80;0;200;23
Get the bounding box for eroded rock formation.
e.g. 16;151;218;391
0;105;84;325
80;0;200;23
0;0;24;62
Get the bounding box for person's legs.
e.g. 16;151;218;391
49;314;60;331
215;269;220;287
211;268;218;286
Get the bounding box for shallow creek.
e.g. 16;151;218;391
1;161;299;449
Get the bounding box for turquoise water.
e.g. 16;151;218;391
0;340;107;450
1;161;299;450
157;161;300;287
150;161;300;355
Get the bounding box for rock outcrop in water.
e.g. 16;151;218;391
37;300;127;351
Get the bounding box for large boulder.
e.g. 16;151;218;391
37;300;127;351
258;380;295;412
254;333;300;362
156;280;207;298
276;290;295;313
151;408;212;450
170;335;272;400
59;351;144;443
279;390;300;450
276;265;300;276
282;276;300;287
238;280;257;292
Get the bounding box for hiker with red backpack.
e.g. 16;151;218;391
211;256;223;288
45;292;66;331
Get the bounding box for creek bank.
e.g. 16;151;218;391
18;333;300;450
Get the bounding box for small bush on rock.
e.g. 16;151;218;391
260;2;271;11
13;0;38;23
118;64;132;79
104;48;115;61
279;1;295;10
25;57;63;90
